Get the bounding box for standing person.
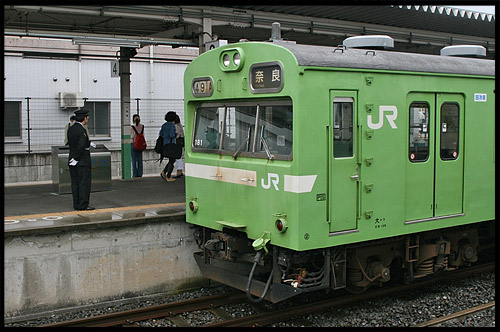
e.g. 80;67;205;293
64;115;76;145
67;109;96;210
159;111;177;182
130;114;145;177
173;114;184;178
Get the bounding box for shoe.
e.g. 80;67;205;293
79;206;95;211
166;177;176;182
160;171;167;181
172;173;184;178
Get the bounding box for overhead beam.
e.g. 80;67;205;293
5;5;494;55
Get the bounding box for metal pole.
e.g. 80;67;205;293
119;47;136;179
25;97;32;153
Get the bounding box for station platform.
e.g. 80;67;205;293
4;174;186;235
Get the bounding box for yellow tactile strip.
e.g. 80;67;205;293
5;202;185;221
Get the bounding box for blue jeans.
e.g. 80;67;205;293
131;143;143;177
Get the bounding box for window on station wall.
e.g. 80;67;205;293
409;102;430;162
440;103;459;160
4;101;22;139
80;101;111;136
333;98;353;158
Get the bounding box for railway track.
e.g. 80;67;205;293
413;301;495;327
40;293;247;327
41;262;494;327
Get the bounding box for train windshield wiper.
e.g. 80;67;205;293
233;126;252;159
259;125;275;160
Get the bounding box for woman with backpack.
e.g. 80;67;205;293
131;114;146;177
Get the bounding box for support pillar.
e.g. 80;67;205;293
200;9;213;53
119;47;137;179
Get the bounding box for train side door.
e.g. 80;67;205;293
405;93;464;222
405;93;435;221
329;91;359;233
434;94;464;216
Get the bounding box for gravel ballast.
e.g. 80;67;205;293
5;271;495;327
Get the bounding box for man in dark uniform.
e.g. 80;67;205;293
67;109;95;210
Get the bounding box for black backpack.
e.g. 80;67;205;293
154;136;164;163
154;135;163;154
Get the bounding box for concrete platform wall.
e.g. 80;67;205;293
4;218;206;318
4;150;176;184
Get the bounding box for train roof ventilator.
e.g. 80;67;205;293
343;35;394;50
440;45;486;57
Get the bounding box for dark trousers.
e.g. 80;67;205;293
163;158;176;178
69;166;91;210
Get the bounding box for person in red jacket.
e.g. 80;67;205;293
130;114;145;177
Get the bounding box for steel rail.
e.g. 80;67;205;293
413;301;495;327
40;292;247;327
204;262;495;327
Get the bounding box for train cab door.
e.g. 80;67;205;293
405;93;464;222
329;91;359;233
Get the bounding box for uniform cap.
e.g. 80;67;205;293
74;109;89;116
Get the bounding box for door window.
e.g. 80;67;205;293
333;99;353;158
409;102;430;162
440;103;459;160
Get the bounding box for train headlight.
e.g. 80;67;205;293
222;54;230;67
233;53;241;66
219;48;245;72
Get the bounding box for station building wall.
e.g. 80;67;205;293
4;37;198;183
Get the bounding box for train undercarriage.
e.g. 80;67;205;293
193;220;495;303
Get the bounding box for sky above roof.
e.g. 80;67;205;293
448;6;495;15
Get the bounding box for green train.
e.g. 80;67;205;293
183;31;495;302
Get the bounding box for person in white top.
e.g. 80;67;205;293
173;114;184;178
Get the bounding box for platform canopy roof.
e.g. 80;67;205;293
3;5;495;58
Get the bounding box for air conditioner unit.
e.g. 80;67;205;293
205;39;228;51
59;92;84;108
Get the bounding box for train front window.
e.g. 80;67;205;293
255;105;293;157
409;103;430;162
193;106;224;150
223;105;257;153
193;100;293;160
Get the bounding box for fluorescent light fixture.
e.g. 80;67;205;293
72;36;141;48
